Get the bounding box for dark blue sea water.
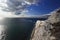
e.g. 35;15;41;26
4;18;47;40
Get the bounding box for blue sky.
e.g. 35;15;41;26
0;0;60;17
26;0;60;15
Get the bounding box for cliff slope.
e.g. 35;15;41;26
31;8;60;40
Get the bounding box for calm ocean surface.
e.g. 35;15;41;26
4;18;47;40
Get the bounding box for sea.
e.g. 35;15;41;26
3;18;47;40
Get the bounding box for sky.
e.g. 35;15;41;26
26;0;60;15
0;0;60;17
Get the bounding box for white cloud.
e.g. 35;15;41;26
24;0;38;5
24;1;32;5
0;0;39;16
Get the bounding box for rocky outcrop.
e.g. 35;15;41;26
30;20;45;40
30;8;60;40
0;25;6;40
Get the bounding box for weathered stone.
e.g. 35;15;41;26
30;20;52;40
30;8;60;40
47;8;60;24
0;25;6;40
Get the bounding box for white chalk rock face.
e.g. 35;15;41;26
0;25;6;40
30;20;49;40
31;8;60;40
47;8;60;24
31;20;53;40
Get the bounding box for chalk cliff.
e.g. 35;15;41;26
30;8;60;40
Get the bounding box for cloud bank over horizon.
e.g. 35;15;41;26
0;0;39;15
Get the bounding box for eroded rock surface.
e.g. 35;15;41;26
30;8;60;40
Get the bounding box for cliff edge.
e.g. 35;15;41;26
30;8;60;40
